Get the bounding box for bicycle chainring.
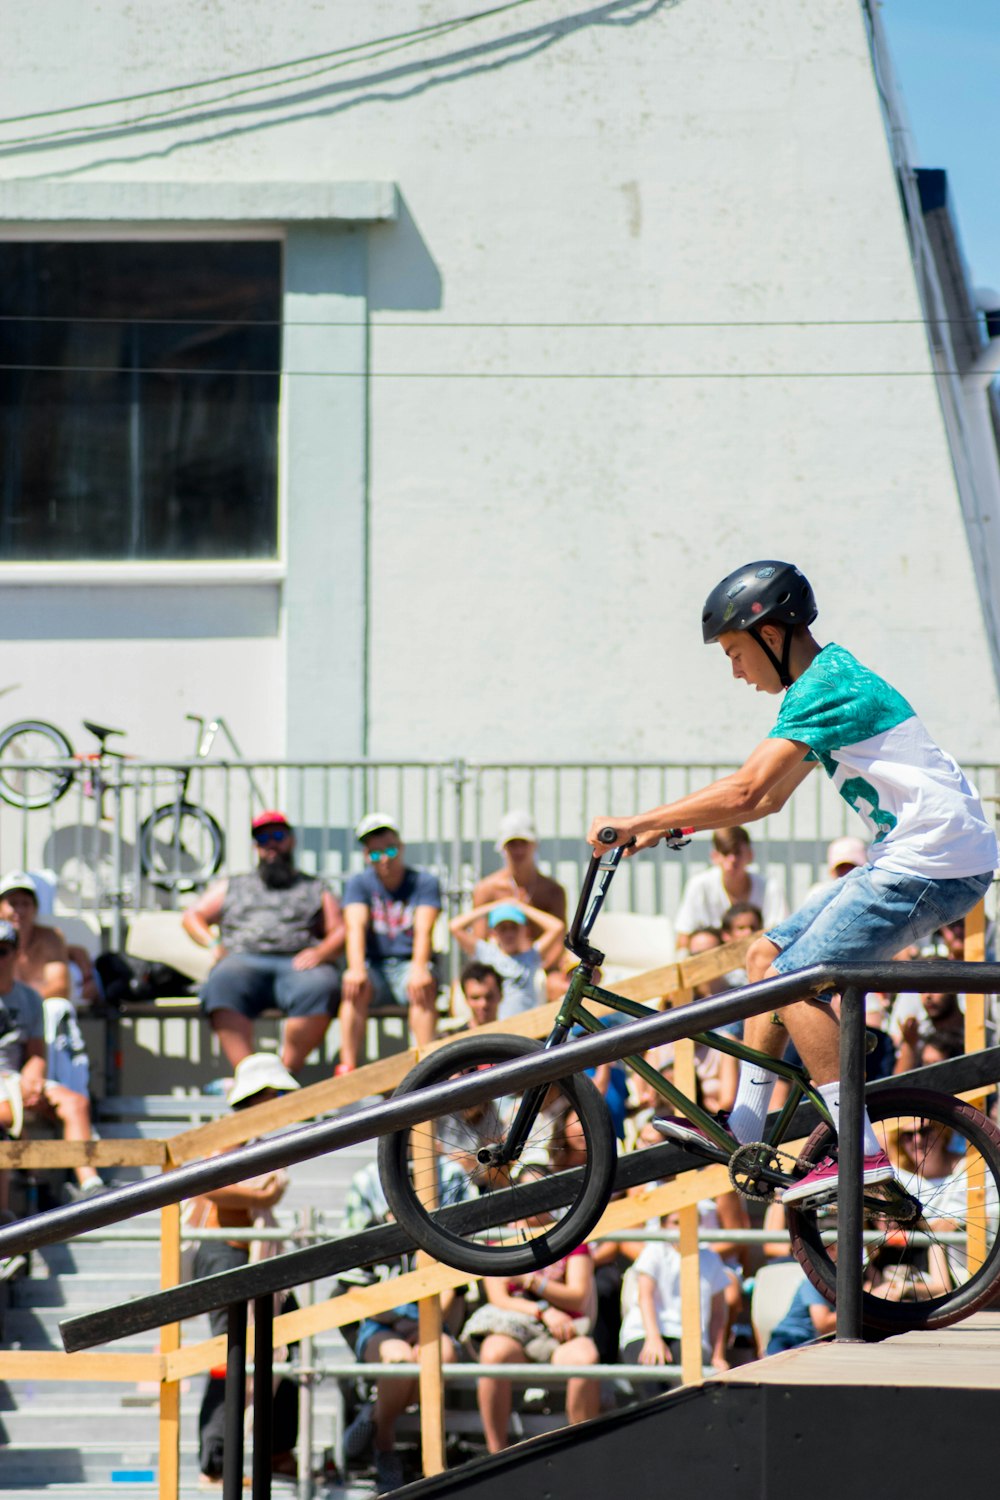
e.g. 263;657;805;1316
727;1141;803;1203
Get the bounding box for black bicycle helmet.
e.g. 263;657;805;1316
702;561;817;688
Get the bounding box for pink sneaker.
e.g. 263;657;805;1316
782;1149;895;1206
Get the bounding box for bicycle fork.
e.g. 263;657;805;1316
483;1024;572;1170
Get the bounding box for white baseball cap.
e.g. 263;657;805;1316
355;811;399;843
495;810;538;851
228;1053;301;1106
0;870;38;901
827;837;868;873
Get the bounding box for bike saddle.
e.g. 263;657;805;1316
83;720;125;743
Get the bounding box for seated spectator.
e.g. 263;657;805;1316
889;989;964;1053
184;811;345;1076
671;828;791;954
803;835;868;901
618;1214;732;1373
342;814;442;1062
473;813;569;998
674;827;787;952
720;901;763;946
456;960;503;1031
719;900;764;994
0;921;102;1204
462;1220;600;1452
450;900;565;1019
894;1020;964;1074
765;1273;836;1354
0;871;94;1101
186;1053;300;1488
341;1155;473;1491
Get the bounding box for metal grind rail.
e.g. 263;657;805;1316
0;960;994;1315
51;1013;1000;1352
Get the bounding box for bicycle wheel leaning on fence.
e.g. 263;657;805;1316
0;720;75;810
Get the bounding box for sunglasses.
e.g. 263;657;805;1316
254;828;289;846
368;846;400;863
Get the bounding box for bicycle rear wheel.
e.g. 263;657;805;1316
787;1087;1000;1333
138;802;225;889
378;1033;617;1277
0;720;74;809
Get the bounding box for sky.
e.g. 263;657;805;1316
880;0;1000;295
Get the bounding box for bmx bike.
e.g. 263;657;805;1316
0;713;261;889
379;833;1000;1334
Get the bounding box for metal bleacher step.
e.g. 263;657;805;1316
2;1091;379;1494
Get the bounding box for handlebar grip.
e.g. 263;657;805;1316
598;827;619;845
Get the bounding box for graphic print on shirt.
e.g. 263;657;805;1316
837;776;898;842
370;889;415;946
769;643;999;880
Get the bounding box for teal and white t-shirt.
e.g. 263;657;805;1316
769;644;998;880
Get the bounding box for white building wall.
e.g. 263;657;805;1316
0;0;996;786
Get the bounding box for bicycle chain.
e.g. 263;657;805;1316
726;1141;811;1203
727;1142;921;1226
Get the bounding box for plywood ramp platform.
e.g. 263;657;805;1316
397;1316;1000;1500
720;1310;1000;1390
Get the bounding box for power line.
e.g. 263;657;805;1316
0;314;990;331
0;363;993;380
0;0;542;134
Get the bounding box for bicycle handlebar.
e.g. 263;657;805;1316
566;827;695;963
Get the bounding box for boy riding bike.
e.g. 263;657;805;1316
589;560;998;1205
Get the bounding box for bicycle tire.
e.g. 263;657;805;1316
787;1086;1000;1333
0;720;75;809
138;801;225;889
378;1032;617;1277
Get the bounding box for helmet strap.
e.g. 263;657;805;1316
749;624;794;690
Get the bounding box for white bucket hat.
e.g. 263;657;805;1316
228;1053;300;1106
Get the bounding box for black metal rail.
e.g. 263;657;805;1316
60;1041;1000;1353
0;959;995;1355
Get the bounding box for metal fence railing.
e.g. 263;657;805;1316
2;756;998;943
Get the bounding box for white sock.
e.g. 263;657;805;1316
817;1081;882;1157
729;1062;780;1144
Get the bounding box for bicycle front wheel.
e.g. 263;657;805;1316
787;1087;1000;1333
378;1033;617;1277
0;720;74;809
138;802;225;889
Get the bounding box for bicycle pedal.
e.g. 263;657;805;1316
652;1118;730;1162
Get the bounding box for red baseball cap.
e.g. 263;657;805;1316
251;809;292;833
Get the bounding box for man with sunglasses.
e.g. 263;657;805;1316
341;814;442;1070
184;811;345;1077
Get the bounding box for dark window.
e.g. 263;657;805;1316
0;241;281;561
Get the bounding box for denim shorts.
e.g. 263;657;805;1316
766;864;992;982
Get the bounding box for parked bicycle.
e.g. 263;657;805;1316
0;713;264;890
379;835;1000;1335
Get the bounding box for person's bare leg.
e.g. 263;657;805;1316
209;1009;255;1070
476;1333;522;1452
281;1014;330;1073
336;980;371;1071
780;999;841;1085
409;997;437;1050
555;1338;600;1425
46;1084;100;1188
744;938;841;1084
742;938;789;1060
371;1336;418;1453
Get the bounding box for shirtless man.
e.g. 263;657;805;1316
0;873;101;1197
473;811;568;997
0;872;73;1001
